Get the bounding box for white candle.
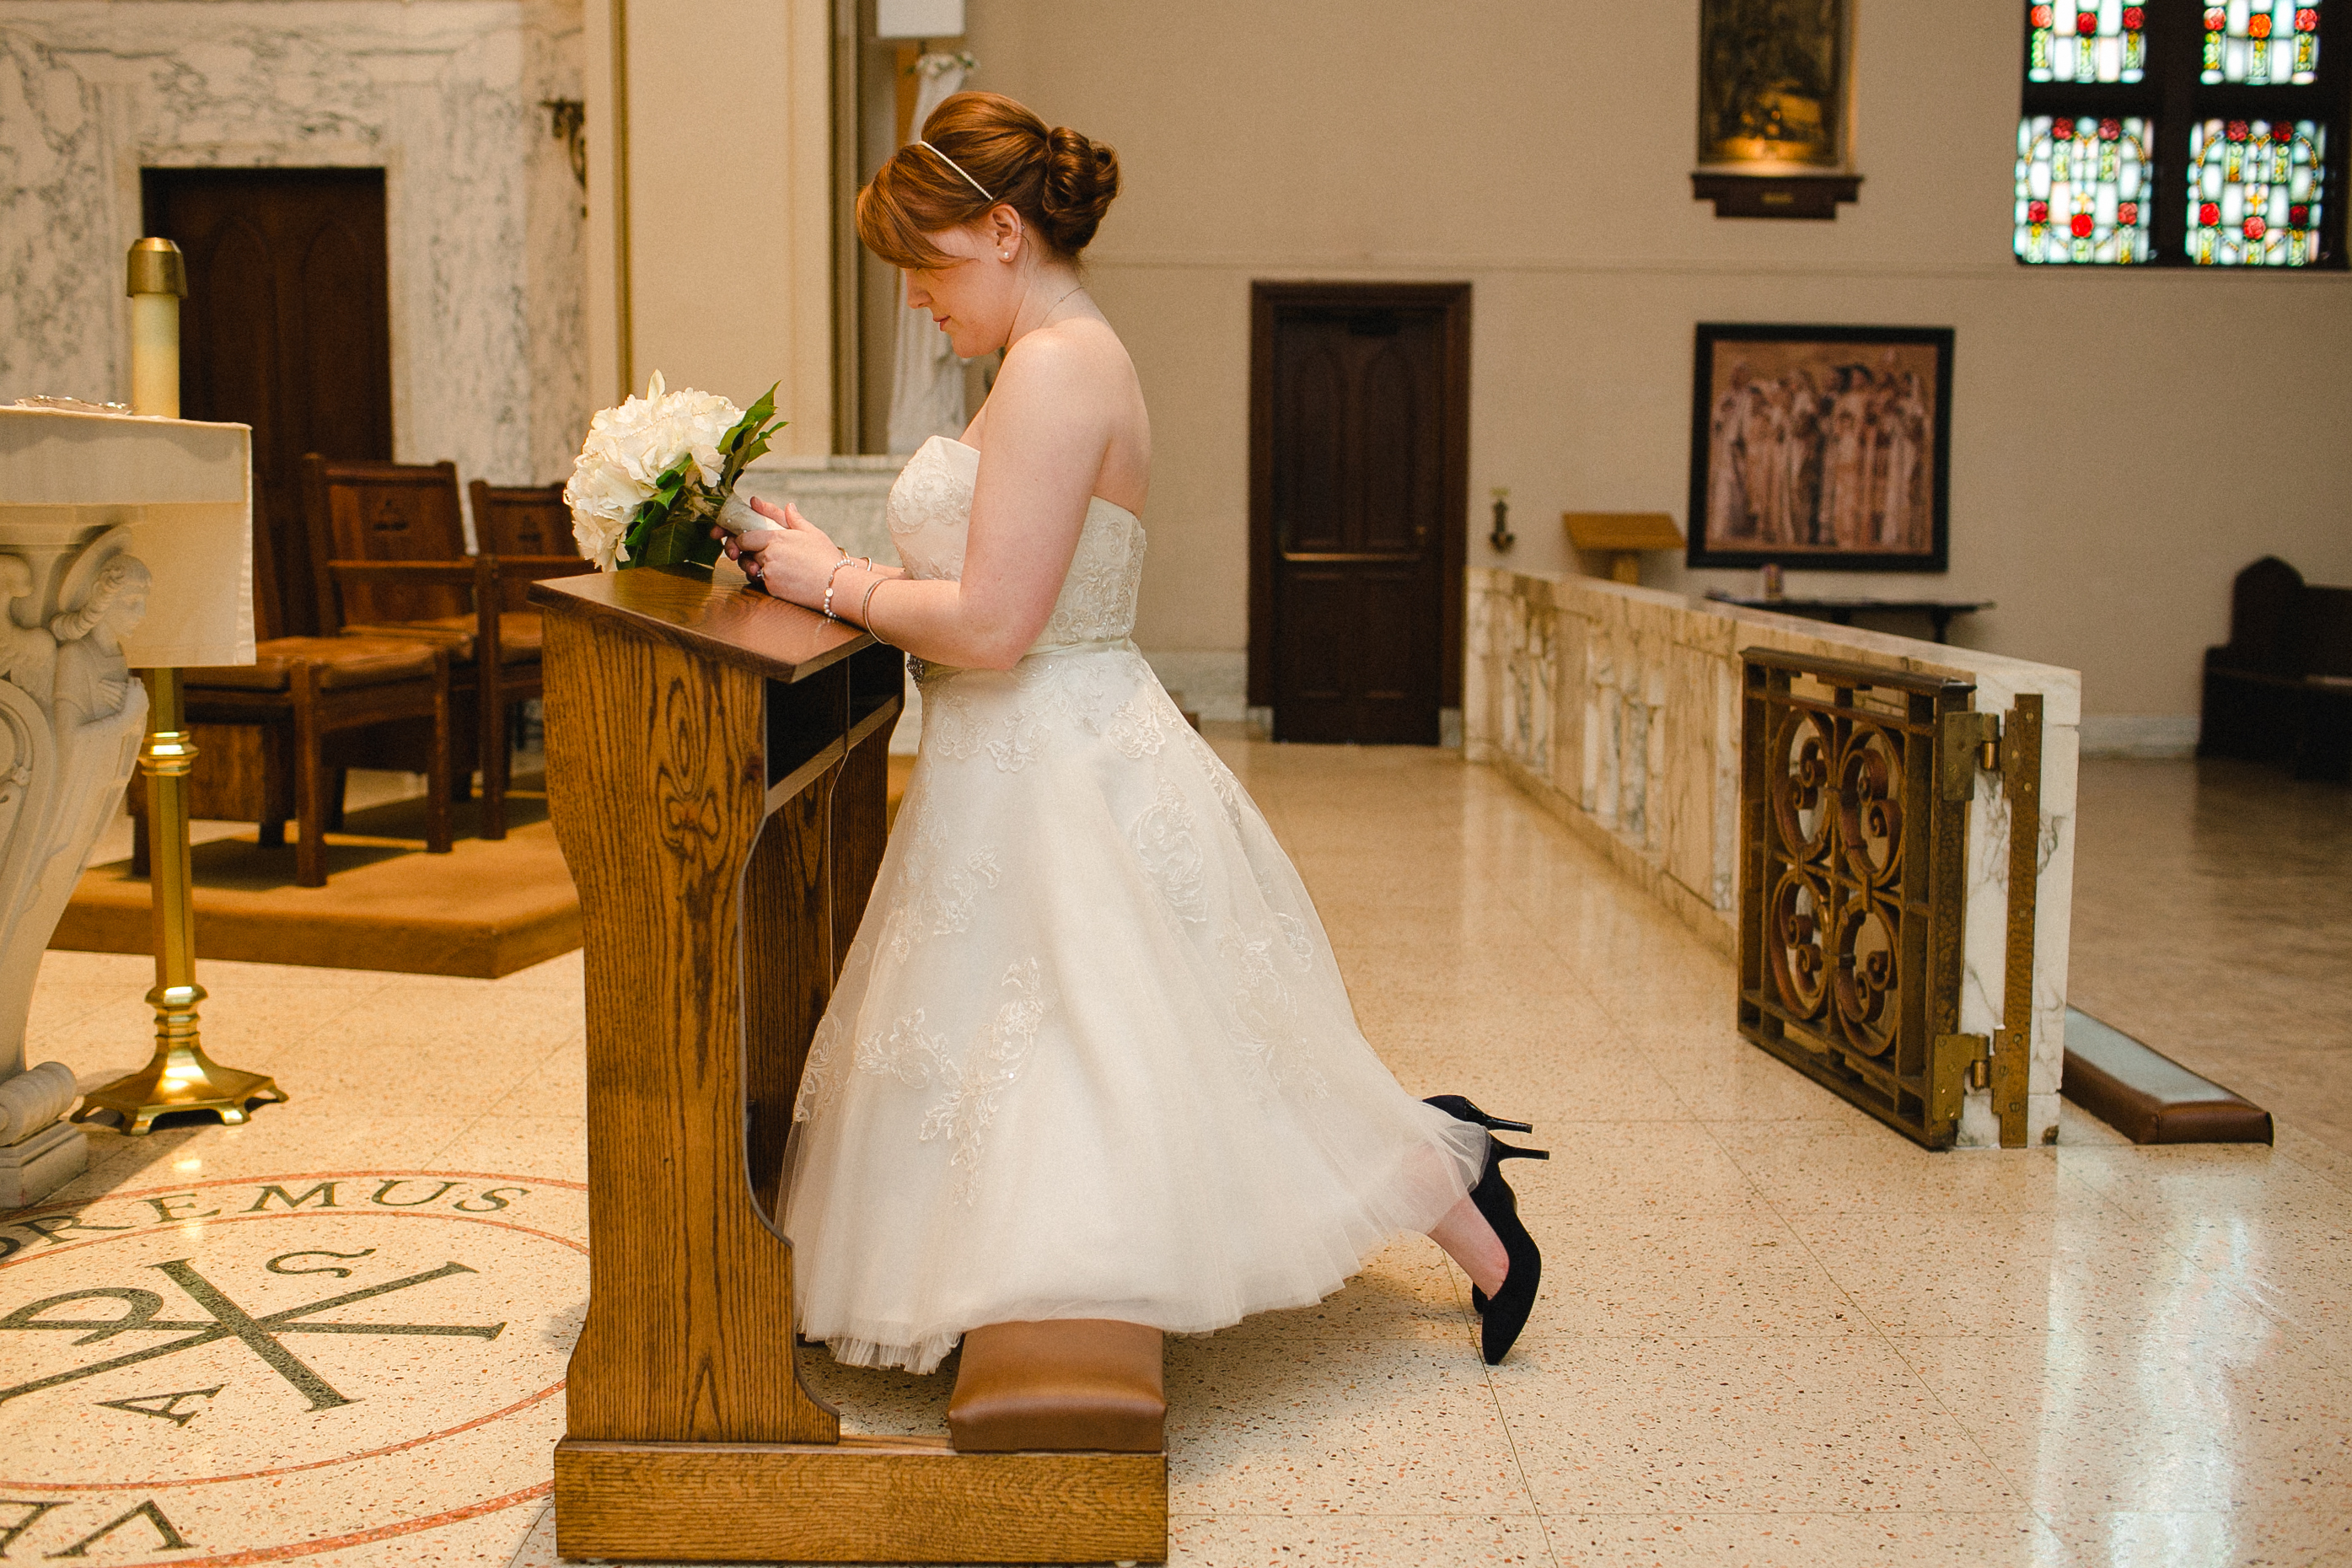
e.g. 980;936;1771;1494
129;292;180;418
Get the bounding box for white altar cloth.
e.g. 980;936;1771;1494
0;405;255;669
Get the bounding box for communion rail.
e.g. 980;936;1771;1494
1464;569;2077;1148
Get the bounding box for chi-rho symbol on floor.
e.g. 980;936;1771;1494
0;1172;584;1565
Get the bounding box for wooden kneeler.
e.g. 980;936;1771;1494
534;568;1168;1565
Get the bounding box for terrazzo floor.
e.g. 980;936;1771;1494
10;743;2351;1567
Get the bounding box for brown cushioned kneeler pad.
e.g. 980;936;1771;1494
948;1320;1164;1453
2063;1008;2272;1145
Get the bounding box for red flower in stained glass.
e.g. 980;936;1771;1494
2054;118;2075;139
2118;201;2140;224
2249;13;2273;36
2031;2;2054;21
2290;204;2310;225
2076;9;2098;33
2099;118;2121;140
2028;200;2051;223
2070;212;2096;238
2244;215;2268;238
2200;201;2221;225
2205;6;2226;28
2227;120;2251;142
2274;122;2298;143
2297;8;2319;29
2123;5;2144;26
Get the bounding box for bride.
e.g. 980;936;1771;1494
728;91;1544;1375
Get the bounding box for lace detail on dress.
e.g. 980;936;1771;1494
794;1009;848;1123
921;649;1177;773
883;807;1004;959
920;959;1054;1201
1219;915;1328;1101
1129;780;1207;923
1039;517;1145;646
856;1009;951;1087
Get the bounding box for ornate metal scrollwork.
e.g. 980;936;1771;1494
1737;651;1975;1146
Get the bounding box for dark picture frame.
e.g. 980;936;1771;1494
1686;322;1954;572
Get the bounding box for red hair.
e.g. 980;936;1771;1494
856;91;1120;269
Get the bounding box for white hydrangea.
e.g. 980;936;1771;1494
563;371;743;568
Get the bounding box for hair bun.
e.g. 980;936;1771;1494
1037;125;1120;255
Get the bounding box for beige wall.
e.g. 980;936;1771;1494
961;1;2352;729
586;0;834;454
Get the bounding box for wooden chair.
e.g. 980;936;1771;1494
137;503;458;889
301;456;593;838
470;480;581;604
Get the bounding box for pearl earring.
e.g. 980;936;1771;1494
1000;250;1010;260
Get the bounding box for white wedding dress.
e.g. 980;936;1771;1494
783;435;1487;1373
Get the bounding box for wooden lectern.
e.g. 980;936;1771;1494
533;567;1166;1564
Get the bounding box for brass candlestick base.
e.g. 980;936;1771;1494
73;1009;287;1137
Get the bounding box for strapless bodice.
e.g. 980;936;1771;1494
886;436;1145;651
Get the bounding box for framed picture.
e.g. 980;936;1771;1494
1685;323;1954;572
1697;0;1848;171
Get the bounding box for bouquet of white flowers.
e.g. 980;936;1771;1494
562;372;787;572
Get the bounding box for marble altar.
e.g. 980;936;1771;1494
0;405;253;1203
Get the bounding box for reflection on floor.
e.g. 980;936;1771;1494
2070;757;2352;1156
14;740;2352;1566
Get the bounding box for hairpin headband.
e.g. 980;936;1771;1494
915;140;995;202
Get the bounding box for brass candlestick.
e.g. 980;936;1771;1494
73;239;283;1137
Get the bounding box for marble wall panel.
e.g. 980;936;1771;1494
1467;567;2081;1147
0;0;587;519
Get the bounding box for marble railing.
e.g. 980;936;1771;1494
1464;567;2081;1147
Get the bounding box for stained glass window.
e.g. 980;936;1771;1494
2188;118;2328;260
2029;1;2150;83
2016;115;2156;261
2202;1;2322;84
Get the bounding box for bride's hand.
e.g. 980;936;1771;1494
717;498;840;601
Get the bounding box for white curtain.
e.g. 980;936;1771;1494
885;53;972;454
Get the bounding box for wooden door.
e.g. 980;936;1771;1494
142;169;394;638
1250;282;1469;745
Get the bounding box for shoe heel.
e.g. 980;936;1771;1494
1425;1094;1536;1134
1492;1141;1549;1163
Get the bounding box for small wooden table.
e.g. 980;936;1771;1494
1705;592;1993;644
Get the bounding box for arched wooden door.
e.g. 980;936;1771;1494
1249;282;1469;745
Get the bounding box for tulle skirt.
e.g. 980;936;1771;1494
782;642;1486;1372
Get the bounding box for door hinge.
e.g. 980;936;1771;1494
1939;711;2001;801
1930;1032;1990;1130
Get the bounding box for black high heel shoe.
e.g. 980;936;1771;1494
1424;1096;1539;1318
1469;1136;1546;1365
1424;1094;1534;1134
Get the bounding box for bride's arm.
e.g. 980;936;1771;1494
738;333;1107;671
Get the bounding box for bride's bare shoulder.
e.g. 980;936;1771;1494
998;316;1130;386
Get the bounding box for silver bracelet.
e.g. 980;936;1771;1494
821;556;858;620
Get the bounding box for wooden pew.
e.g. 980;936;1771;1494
533;567;1167;1565
2200;555;2352;781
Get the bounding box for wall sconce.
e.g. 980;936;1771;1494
542;99;587;195
1488;487;1514;552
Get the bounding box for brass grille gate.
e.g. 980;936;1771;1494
1736;650;2010;1148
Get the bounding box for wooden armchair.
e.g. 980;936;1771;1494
301;457;593;838
136;499;457;889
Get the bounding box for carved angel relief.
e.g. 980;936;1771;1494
0;529;151;1097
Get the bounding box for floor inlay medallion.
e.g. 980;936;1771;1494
0;1172;584;1565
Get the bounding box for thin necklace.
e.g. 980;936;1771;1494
1039;282;1084;322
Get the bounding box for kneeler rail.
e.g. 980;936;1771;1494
532;566;1167;1565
